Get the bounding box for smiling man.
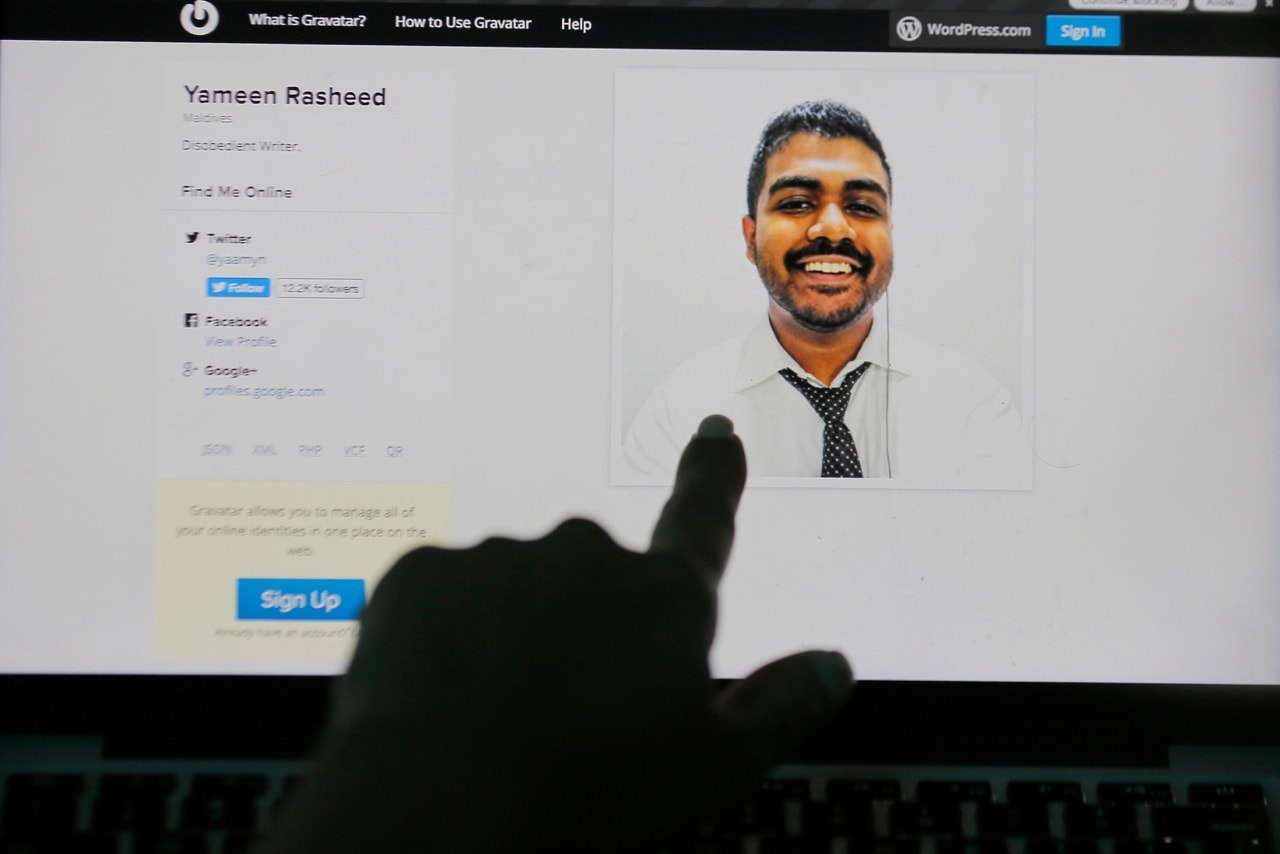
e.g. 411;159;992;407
622;100;1028;485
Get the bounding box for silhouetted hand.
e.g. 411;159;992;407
265;416;853;853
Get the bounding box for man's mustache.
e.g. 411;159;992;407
784;238;873;272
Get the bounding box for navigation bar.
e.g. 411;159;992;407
3;1;1276;56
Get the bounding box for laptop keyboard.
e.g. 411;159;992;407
0;771;305;854
664;777;1275;853
0;770;1273;853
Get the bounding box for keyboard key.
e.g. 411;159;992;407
0;831;117;854
272;774;308;825
188;775;268;799
760;779;811;799
1;775;85;835
1201;843;1279;854
1008;783;1084;805
975;803;1051;838
665;841;742;854
936;842;1009;854
1064;805;1139;839
179;773;267;833
1114;842;1187;854
280;774;307;791
3;774;84;794
800;800;875;839
889;802;963;837
179;795;258;832
757;840;830;854
92;774;175;831
1097;784;1174;806
99;774;177;796
1152;806;1271;842
222;830;262;854
917;781;993;804
871;842;923;854
688;811;739;841
1025;841;1099;854
132;831;211;854
826;780;900;803
722;794;787;837
91;795;168;832
1187;784;1267;808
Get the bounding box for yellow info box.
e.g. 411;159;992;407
154;480;448;661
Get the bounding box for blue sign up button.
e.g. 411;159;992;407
1046;15;1121;47
207;277;271;298
237;578;366;621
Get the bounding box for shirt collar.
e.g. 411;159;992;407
733;309;912;392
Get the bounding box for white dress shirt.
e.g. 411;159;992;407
621;315;1030;488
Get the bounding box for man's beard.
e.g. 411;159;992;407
758;238;891;333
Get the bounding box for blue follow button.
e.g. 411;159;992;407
236;578;366;621
207;277;271;298
1046;15;1121;47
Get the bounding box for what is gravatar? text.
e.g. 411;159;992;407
183;85;388;107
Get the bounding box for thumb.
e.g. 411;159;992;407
713;650;854;775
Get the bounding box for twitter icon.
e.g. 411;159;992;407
185;231;200;244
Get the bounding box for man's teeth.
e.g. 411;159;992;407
803;260;853;274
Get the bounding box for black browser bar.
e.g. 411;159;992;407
2;1;1276;56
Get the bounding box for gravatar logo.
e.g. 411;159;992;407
180;1;219;36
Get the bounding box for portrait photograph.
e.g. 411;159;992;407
610;68;1035;490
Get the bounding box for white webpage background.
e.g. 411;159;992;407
0;42;1277;682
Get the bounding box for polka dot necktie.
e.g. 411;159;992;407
779;364;871;478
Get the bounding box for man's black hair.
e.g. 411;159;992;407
746;100;891;218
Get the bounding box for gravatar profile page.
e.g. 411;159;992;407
1;25;1277;684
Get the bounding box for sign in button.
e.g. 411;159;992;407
236;578;366;620
207;277;271;298
1046;15;1121;46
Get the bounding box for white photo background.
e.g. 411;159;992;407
612;67;1034;441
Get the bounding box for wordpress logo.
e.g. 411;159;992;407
180;1;219;36
896;15;923;41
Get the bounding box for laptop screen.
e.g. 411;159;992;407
2;1;1277;686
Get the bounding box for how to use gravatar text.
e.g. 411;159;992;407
184;84;387;107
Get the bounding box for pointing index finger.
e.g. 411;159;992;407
648;415;747;584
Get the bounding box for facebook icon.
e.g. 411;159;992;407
184;313;200;328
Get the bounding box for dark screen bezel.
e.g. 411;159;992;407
2;676;1276;764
